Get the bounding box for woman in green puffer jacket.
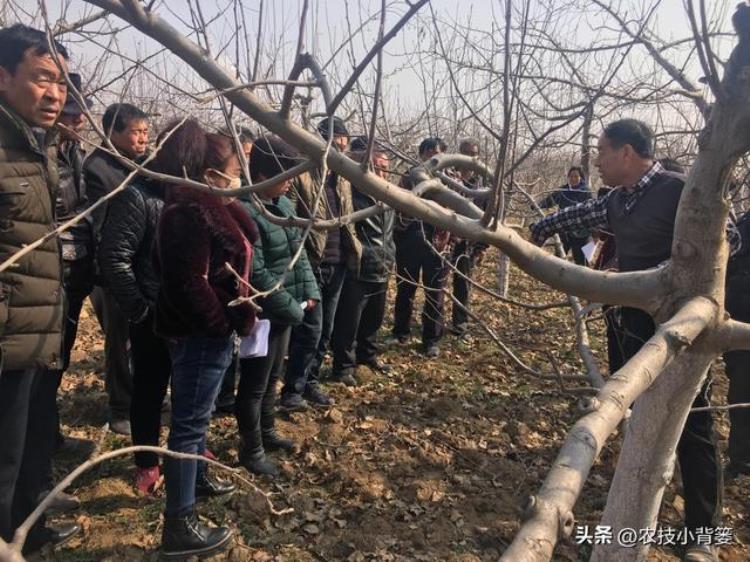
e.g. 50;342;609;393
235;136;320;477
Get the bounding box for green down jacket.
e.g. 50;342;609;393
242;195;320;325
0;100;63;371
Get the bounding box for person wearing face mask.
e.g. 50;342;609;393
85;102;151;436
155;131;257;559
235;136;320;476
98;120;233;502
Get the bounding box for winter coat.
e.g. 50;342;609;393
540;181;592;240
98;178;164;322
0;100;63;370
351;185;395;283
242;195;320;325
289;169;362;271
56;141;93;262
155;188;259;339
83;145;132;243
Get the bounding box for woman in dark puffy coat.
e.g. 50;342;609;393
539;166;592;265
235;136;320;477
155;131;258;560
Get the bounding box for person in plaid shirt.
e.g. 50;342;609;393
531;119;723;562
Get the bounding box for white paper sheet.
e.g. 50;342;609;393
238;318;271;358
581;241;598;264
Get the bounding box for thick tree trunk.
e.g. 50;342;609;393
592;350;714;561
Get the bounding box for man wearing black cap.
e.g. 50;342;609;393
283;116;362;403
56;72;96;377
33;72;98;513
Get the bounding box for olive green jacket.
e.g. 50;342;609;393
289;169;362;273
0;101;63;371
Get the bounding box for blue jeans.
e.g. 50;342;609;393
164;336;234;517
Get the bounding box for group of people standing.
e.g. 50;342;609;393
0;25;487;560
1;23;746;562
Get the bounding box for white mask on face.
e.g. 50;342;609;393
207;169;242;190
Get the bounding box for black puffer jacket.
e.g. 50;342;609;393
352;186;395;283
98;178;164;322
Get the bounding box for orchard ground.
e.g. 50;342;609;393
44;252;749;562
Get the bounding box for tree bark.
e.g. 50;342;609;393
592;350;714;561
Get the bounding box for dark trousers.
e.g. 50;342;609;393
451;241;475;328
129;314;171;468
164;336;234;518
723;350;750;471
604;306;625;373
561;233;587;266
618;307;722;532
237;324;292;451
393;229;448;346
284;303;322;396
723;274;750;471
0;368;55;542
215;353;239;410
91;286;132;420
284;263;346;394
43;258;95;487
61;258;95;372
331;276;387;376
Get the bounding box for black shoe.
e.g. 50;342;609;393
55;435;96;456
357;358;392;373
22;523;81;555
262;430;295;453
423;343;440;358
449;323;468;336
386;334;409;345
38;490;81;513
239;450;279;477
303;385;335;406
279;392;309;412
329;372;358;387
212;401;235;417
195;471;236;499
161;513;233;560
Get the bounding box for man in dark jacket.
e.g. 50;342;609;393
282;116;362;407
98;175;169;491
724;210;750;481
55;72;95;375
0;24;81;553
330;138;396;385
84;102;149;435
530;119;722;562
391;137;450;358
36;72;96;513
